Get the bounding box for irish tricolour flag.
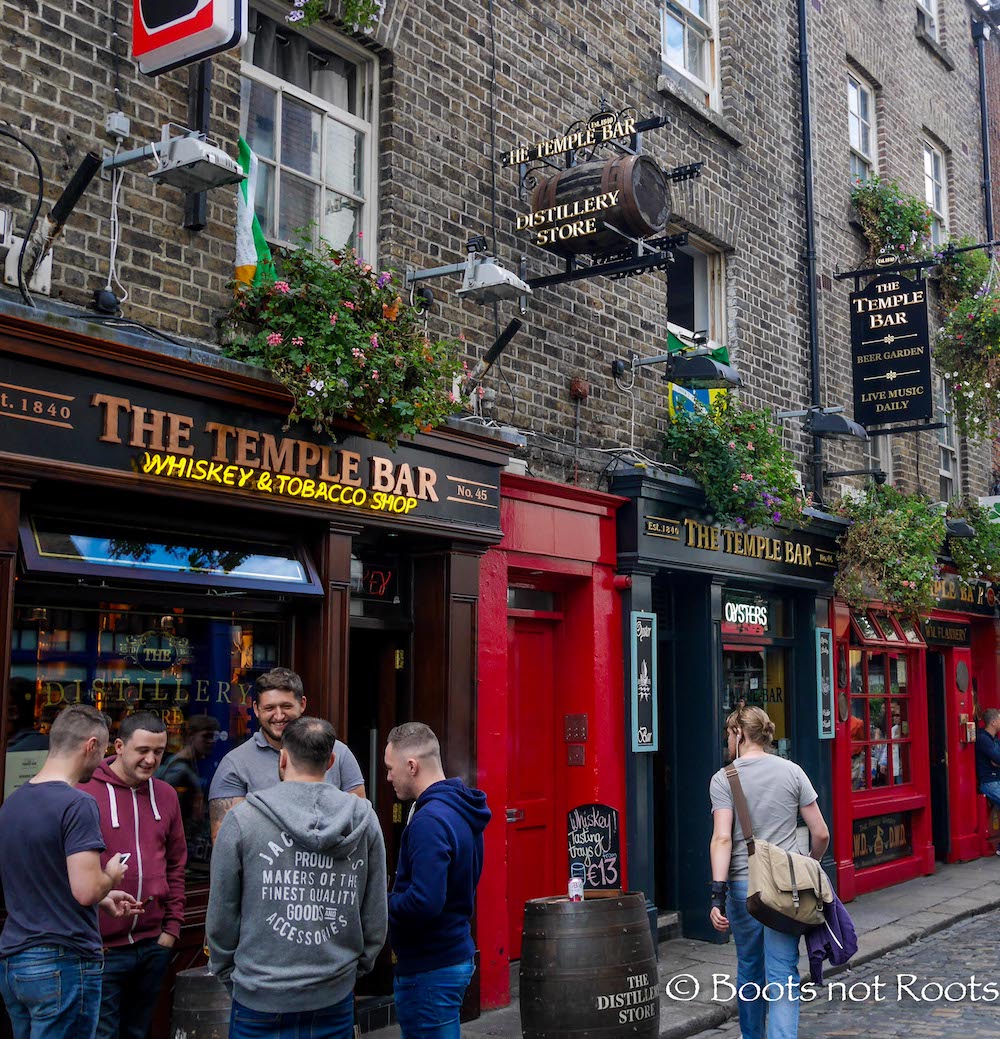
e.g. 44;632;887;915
235;137;274;286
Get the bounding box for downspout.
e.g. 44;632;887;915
972;17;995;253
797;0;824;498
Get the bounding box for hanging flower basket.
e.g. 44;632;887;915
931;235;991;318
944;496;1000;585
219;238;464;449
285;0;384;31
833;485;944;613
850;175;933;265
662;399;810;529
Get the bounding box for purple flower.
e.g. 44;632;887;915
772;511;782;523
376;271;392;289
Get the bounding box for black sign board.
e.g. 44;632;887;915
852;812;912;870
932;575;997;616
922;619;971;646
0;350;502;534
850;272;932;426
567;803;621;890
630;611;657;751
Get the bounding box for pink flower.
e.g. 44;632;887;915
448;391;457;403
329;314;338;326
343;301;356;310
746;442;754;451
728;441;736;449
371;370;380;381
732;483;740;492
274;281;291;294
266;332;283;346
370;334;379;348
291;336;304;346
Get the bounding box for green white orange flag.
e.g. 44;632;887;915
235;137;274;286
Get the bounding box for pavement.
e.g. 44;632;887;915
366;854;1000;1038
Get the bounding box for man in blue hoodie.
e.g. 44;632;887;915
384;723;491;1039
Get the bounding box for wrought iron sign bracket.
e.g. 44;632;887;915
864;421;945;437
526;249;675;291
835;238;1000;292
669;162;704;182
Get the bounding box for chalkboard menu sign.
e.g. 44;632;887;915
567;803;621;890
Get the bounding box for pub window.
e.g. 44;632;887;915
666;236;726;342
660;0;718;108
847;74;877;185
240;5;378;252
935;375;959;499
923;140;948;245
916;0;939;41
867;433;893;486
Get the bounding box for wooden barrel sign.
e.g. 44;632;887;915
519;892;659;1039
170;966;231;1039
529;155;669;259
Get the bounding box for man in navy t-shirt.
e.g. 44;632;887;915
0;704;138;1039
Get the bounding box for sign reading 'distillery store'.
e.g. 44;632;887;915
850;271;933;426
0;352;501;532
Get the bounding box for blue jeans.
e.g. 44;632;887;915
0;945;103;1039
981;780;1000;809
229;992;354;1039
393;959;475;1039
95;938;174;1039
726;880;802;1039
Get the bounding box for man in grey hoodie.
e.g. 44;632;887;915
206;717;387;1039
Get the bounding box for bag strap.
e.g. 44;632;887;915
724;766;756;854
785;850;800;907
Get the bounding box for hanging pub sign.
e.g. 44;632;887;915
630;611;657;752
850;270;933;426
133;0;247;75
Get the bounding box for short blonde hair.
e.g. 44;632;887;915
725;705;776;749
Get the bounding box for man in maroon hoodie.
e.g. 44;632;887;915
80;711;186;1039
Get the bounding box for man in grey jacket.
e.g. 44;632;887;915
206;717;387;1039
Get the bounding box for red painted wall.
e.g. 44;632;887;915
475;475;625;1010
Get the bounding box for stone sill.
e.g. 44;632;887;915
914;26;955;71
655;75;744;147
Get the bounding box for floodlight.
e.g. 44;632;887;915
147;134;244;192
663;353;742;389
807;410;869;441
457;257;532;304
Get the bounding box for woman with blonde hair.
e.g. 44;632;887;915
708;706;830;1039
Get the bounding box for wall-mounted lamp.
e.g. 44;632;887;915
611;347;742;389
806;409;869;441
103;124;245;194
406;236;532;307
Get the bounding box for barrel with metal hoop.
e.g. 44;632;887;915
519;891;659;1039
528;155;670;258
170;965;231;1038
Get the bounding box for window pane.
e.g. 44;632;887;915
325;123;364;197
859;87;870;123
891;742;910;784
849;112;861;152
281;97;322;178
685;23;707;80
677;0;708;17
854;612;880;641
322;192;361;251
890;655;907;695
664;10;684;67
850;153;870;184
868;654;886;697
873;612;901;642
279;174;320;243
255;161;275;239
243;79;277;161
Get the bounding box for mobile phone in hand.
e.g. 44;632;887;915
117;853;131;866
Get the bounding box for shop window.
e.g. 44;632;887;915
7;603;288;880
660;0;718;108
240;7;378;252
723;646;793;757
507;587;558;612
847;73;877;185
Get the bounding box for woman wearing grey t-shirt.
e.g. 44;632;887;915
708;707;830;1039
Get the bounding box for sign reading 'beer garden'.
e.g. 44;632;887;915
850;269;933;426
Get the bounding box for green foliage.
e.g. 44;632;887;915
833;485;945;613
932;236;991;316
662;399;810;529
945;497;1000;584
286;0;383;31
934;288;1000;440
850;175;933;264
220;239;464;448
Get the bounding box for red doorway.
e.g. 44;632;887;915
506;615;560;958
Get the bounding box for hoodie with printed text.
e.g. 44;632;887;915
206;781;387;1013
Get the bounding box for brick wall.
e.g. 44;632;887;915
0;0;993;498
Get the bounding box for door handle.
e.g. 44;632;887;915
506;808;525;823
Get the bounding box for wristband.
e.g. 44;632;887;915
710;880;727;911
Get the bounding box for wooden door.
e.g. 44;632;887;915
506;618;558;959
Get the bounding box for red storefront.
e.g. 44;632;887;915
830;575;999;902
475;474;626;1009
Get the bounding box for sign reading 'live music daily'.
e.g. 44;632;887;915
850;271;933;426
0;350;502;533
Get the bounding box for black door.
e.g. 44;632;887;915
927;651;949;859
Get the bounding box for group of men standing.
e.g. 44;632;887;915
0;667;490;1039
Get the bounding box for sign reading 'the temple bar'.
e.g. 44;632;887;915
850;271;933;426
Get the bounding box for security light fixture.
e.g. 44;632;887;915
103;124;245;194
807;409;870;441
610;347;742;389
456;256;532;304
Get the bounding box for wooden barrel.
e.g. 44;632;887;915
529;155;669;258
170;966;231;1039
519;892;659;1039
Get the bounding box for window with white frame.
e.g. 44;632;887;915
916;0;938;40
935;376;958;500
847;74;876;185
923;141;947;246
660;0;718;107
867;434;893;485
240;6;377;254
666;236;726;341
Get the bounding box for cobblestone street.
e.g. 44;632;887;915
697;908;1000;1039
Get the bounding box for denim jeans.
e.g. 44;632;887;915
726;880;802;1039
95;938;174;1039
229;992;354;1039
0;945;103;1039
393;959;475;1039
981;779;1000;809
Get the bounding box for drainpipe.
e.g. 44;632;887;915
797;0;824;499
972;17;995;253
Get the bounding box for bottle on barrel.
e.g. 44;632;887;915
568;862;585;902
